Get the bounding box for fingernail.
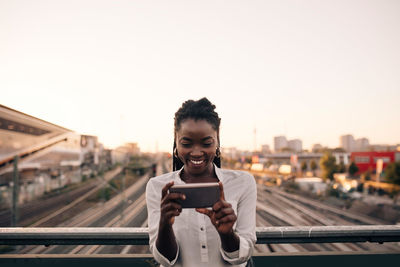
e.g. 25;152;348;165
182;194;186;200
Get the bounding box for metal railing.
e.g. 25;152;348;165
1;225;400;245
1;226;400;267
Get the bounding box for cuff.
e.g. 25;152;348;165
220;235;252;265
152;242;179;267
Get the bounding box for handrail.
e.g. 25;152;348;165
1;225;400;246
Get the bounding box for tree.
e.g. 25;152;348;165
310;160;317;176
337;162;346;173
319;152;338;180
310;160;317;171
348;161;359;177
385;161;400;185
301;162;308;172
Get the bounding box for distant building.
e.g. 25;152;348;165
351;151;400;175
368;144;399;152
261;144;271;154
333;152;350;165
274;136;287;152
264;153;322;169
221;147;238;159
355;138;370;151
80;135;100;165
111;143;140;165
288;139;302;153
340;134;355;152
124;142;140;155
311;144;324;153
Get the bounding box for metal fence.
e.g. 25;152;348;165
1;225;400;267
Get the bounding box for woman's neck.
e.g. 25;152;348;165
180;166;218;183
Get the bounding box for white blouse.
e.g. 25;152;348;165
145;165;257;267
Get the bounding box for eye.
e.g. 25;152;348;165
181;143;191;148
203;143;212;147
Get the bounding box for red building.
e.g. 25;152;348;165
350;151;400;174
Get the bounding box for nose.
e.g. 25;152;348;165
190;145;203;157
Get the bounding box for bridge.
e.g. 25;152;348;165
2;105;400;266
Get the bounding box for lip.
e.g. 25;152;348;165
187;159;207;168
190;159;204;164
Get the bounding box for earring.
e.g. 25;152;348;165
174;148;178;158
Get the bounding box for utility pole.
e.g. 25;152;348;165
253;126;257;153
11;156;19;227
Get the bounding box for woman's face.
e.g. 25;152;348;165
176;119;218;177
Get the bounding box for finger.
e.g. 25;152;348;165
163;192;185;203
161;181;174;199
217;214;237;224
161;202;182;213
218;181;225;201
165;209;182;218
215;207;234;220
212;200;227;213
196;208;213;217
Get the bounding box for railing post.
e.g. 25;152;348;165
11;155;19;227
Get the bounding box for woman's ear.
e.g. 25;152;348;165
216;147;221;158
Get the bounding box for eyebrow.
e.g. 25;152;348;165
180;136;213;141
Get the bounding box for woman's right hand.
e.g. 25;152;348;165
160;181;185;225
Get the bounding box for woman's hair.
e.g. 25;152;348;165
173;97;221;171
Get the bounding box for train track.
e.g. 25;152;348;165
12;161;400;255
0;167;123;227
16;157;171;255
255;184;400;253
18;173;148;254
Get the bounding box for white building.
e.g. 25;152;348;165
355;138;370;151
261;144;271;154
340;134;355;152
221;147;238;159
274;136;287;152
312;144;323;153
288;139;302;153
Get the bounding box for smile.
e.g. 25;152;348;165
190;160;204;165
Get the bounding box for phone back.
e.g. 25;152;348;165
170;184;220;208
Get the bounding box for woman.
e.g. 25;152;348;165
146;97;256;267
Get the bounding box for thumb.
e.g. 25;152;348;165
218;182;225;201
196;208;212;218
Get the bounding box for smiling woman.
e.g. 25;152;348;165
146;97;257;267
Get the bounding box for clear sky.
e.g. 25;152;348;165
1;0;399;152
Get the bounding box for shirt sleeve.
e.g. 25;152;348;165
146;179;179;267
219;173;257;265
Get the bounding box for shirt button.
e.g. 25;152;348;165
200;227;204;231
202;245;206;249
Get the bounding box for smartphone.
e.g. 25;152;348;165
169;182;220;208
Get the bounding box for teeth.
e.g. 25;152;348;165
190;160;203;165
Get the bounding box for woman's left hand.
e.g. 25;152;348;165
196;182;237;235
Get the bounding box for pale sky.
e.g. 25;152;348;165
1;0;399;152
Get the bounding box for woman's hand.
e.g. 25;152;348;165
196;182;237;235
157;181;185;261
160;181;185;226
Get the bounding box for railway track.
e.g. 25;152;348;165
255;184;400;253
0;167;123;227
11;162;400;255
17;157;169;255
18;174;149;254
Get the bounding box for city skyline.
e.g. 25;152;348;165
1;1;399;152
